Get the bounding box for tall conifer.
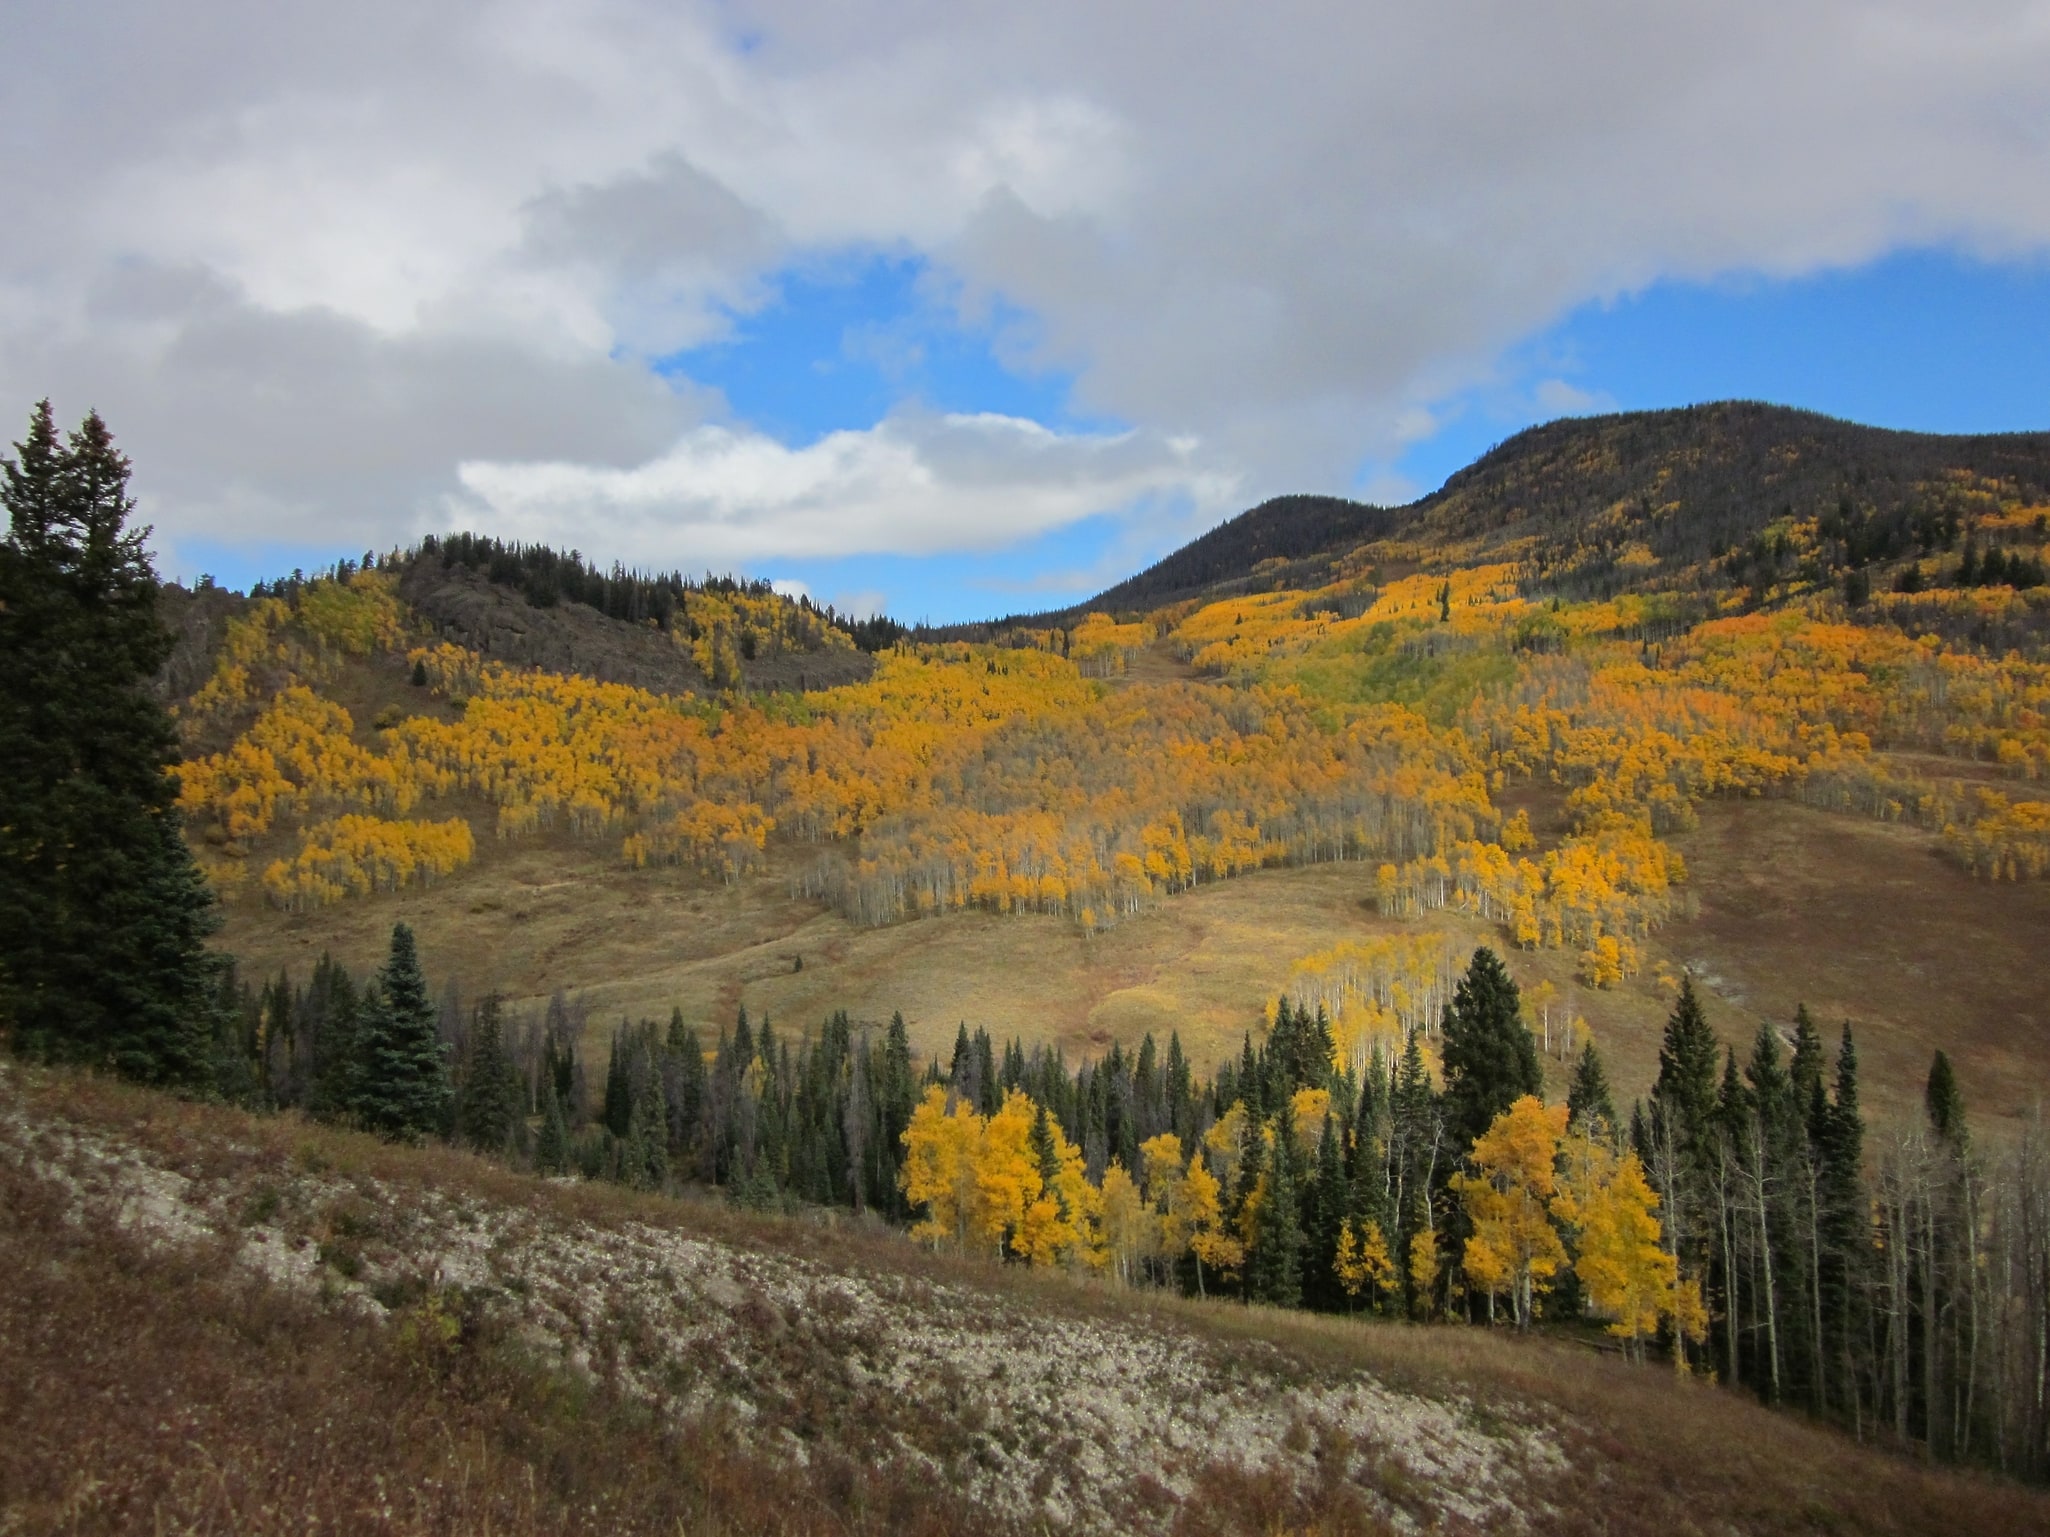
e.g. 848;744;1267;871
347;923;451;1141
0;403;225;1082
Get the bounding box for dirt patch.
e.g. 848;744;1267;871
1667;798;2050;1130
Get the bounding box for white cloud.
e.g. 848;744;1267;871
1534;378;1617;417
450;411;1238;563
831;588;890;620
3;0;2049;572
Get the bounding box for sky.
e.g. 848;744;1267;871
5;2;2050;624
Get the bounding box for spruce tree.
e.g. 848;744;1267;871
0;403;226;1083
455;997;521;1153
535;1087;570;1175
1650;976;1721;1160
347;923;451;1141
1440;947;1539;1155
1248;1115;1303;1307
1566;1042;1617;1139
1303;1114;1347;1310
1925;1050;1967;1150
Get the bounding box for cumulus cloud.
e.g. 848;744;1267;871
3;0;2048;570
450;411;1238;564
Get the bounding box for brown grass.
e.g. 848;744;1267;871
214;783;2046;1131
6;1067;2048;1536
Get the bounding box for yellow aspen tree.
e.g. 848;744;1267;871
1203;1101;1250;1199
1335;1217;1398;1313
974;1090;1043;1259
899;1086;982;1251
1452;1095;1569;1328
1180;1153;1240;1296
1408;1227;1441;1319
1555;1133;1706;1364
1141;1133;1191;1269
1098;1161;1149;1286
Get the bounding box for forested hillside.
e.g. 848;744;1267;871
10;398;2050;1522
1013;402;2050;629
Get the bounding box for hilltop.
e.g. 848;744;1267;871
5;1062;2041;1536
1055;402;2050;622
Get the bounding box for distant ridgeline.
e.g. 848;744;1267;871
414;532;910;654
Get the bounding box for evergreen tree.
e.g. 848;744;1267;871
1303;1114;1347;1310
1650;977;1721;1156
663;1008;705;1174
346;923;451;1141
455;997;521;1153
625;1061;669;1190
1815;1024;1866;1420
535;1087;570;1175
1440;947;1539;1155
602;1023;634;1138
1566;1041;1617;1139
1925;1050;1967;1150
1247;1115;1303;1307
0;403;226;1084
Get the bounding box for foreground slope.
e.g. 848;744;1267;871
3;1064;2043;1536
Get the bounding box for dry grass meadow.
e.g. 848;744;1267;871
216;785;2050;1132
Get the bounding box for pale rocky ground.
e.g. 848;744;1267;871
0;1083;1564;1534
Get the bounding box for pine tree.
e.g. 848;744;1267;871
1650;977;1721;1154
1247;1115;1304;1307
535;1087;570;1175
0;403;226;1083
455;997;520;1153
1925;1050;1967;1150
1566;1042;1617;1139
347;923;451;1141
1440;947;1540;1155
1303;1113;1347;1310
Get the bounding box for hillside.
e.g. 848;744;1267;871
1056;402;2050;622
5;1063;2043;1536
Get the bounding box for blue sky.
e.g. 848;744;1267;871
642;247;2050;625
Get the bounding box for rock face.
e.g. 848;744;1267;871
398;560;876;696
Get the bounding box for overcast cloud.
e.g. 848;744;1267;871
4;0;2048;574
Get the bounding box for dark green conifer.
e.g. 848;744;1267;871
1650;976;1721;1160
1247;1115;1303;1307
346;923;451;1141
1925;1050;1967;1150
1440;947;1539;1154
535;1088;570;1175
455;997;521;1153
1566;1042;1617;1139
0;403;226;1084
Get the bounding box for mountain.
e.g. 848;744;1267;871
1073;401;2050;618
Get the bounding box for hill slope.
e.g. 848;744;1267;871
1070;402;2050;617
6;1064;2042;1536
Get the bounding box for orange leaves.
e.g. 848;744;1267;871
1943;789;2050;879
1452;1096;1569;1327
260;815;474;911
899;1087;1097;1266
